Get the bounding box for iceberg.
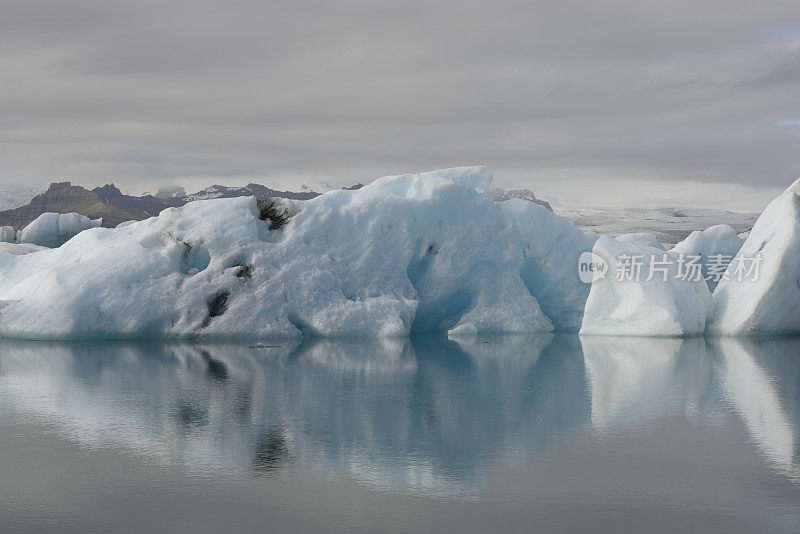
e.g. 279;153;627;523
0;226;16;243
17;212;102;247
580;236;713;336
710;179;800;335
671;224;744;291
0;167;593;340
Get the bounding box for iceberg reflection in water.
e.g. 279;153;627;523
1;335;798;487
0;335;799;532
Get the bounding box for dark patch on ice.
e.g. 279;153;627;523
257;198;292;230
202;290;230;327
407;239;437;283
176;239;210;274
208;291;229;317
758;239;768;252
235;264;253;279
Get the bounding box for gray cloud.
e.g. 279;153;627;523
1;0;799;206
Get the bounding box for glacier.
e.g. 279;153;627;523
0;166;798;339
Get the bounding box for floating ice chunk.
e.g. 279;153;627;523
711;179;800;335
580;236;713;336
18;212;102;247
671;224;744;291
447;322;479;338
0;226;16;243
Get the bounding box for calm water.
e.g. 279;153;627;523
0;335;798;533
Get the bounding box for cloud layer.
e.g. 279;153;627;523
1;0;799;207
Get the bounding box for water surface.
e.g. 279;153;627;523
0;335;798;533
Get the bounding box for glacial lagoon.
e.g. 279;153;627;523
1;335;798;533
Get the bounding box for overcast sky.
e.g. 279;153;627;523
1;0;799;209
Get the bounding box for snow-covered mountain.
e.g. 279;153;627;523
0;184;47;211
182;183;319;202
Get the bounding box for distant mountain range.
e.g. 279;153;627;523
0;181;554;231
0;182;324;230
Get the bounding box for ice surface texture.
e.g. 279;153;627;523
0;167;796;339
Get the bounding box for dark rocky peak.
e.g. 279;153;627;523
93;184;124;203
48;181;72;190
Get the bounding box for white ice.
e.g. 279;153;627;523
671;224;744;291
710;179;800;335
580;236;713;336
614;232;664;250
0;226;16;243
17;212;102;248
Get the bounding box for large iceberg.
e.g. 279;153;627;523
0;167;599;340
17;212;102;247
580;236;713;336
710;179;800;335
